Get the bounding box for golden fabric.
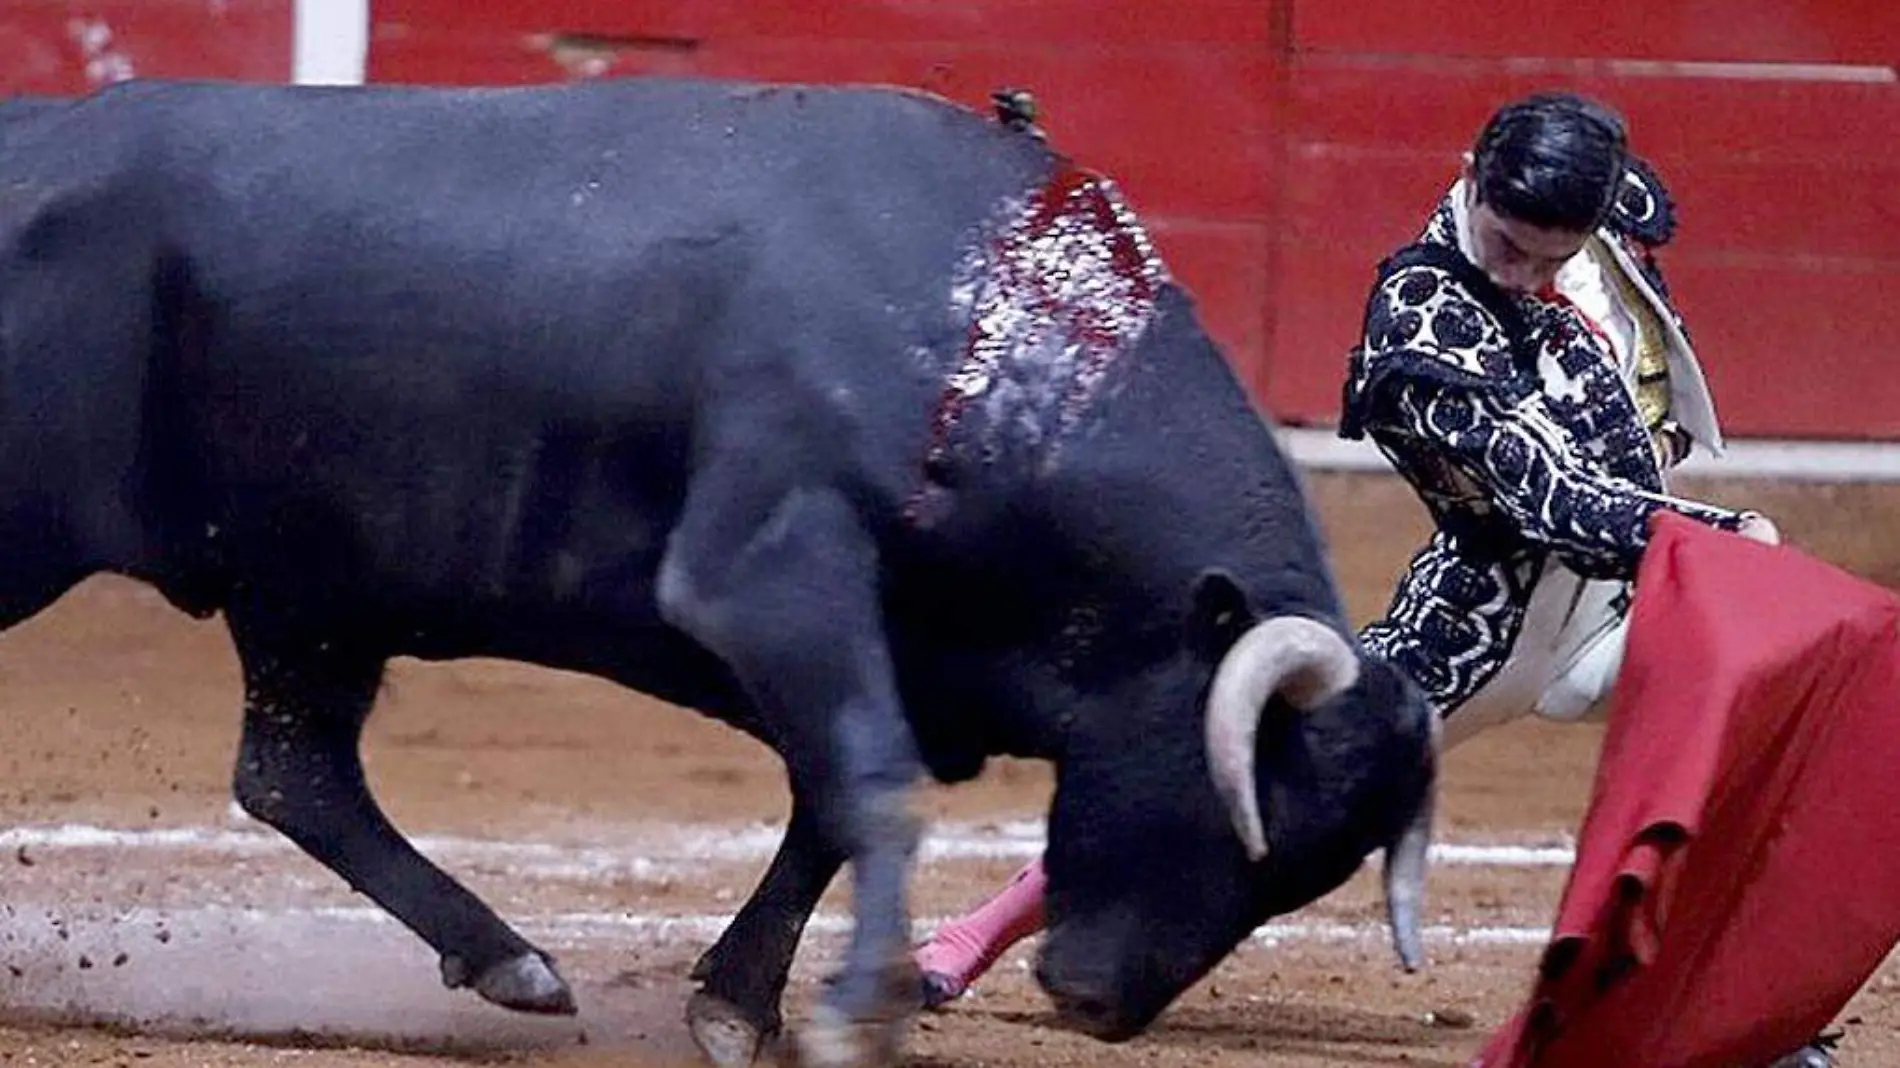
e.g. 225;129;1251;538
1589;238;1676;464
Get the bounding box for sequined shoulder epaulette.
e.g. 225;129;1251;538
1607;154;1677;248
1339;242;1537;440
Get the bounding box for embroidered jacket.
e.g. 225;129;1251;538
1339;160;1749;715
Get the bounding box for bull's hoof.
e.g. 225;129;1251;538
792;1003;909;1068
686;990;770;1068
918;971;965;1011
445;950;578;1015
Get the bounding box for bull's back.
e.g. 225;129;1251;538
133;76;1043;460
126;77;1043;388
4;79;1050;669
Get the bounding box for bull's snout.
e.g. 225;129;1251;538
1035;953;1142;1041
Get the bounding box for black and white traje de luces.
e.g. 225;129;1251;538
1339;161;1750;716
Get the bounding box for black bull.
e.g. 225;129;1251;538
0;78;1437;1066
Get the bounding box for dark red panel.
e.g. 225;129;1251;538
368;26;701;85
1145;222;1274;376
0;19;83;92
369;0;1275;80
1288;59;1900;168
727;0;1269;45
371;0;734;44
366;0;734;84
1278;154;1451;249
692;40;1278;223
371;0;1269;48
1658;162;1900;264
1292;0;1899;66
1665;262;1900;439
1262;246;1376;425
0;0;289;95
374;0;1268;48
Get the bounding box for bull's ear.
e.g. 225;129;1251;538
1187;569;1257;661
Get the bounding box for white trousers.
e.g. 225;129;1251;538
1440;562;1631;752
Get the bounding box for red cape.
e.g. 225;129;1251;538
1476;513;1900;1068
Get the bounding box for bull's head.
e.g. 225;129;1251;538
1033;571;1438;1039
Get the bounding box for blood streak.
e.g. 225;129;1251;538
908;163;1169;525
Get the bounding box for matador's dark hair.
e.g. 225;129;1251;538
1471;92;1629;233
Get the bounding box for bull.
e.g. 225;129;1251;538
0;77;1437;1067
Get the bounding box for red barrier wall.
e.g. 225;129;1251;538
0;2;1892;439
0;1;288;93
1275;1;1900;438
361;0;1900;439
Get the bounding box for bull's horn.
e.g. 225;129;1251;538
1383;711;1440;972
1204;616;1359;862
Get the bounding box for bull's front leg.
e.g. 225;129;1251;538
660;481;924;1068
686;797;845;1067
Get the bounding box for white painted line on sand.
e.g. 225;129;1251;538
2;901;1554;950
1433;843;1574;866
0;821;1580;872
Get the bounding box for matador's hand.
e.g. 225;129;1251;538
1737;512;1782;546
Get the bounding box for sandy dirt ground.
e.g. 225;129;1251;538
3;472;1899;1068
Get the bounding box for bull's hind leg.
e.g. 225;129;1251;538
660;481;924;1068
225;612;576;1015
686;796;845;1067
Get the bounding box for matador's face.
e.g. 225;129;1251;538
1464;184;1592;295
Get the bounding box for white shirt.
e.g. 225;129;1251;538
1554;248;1641;379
